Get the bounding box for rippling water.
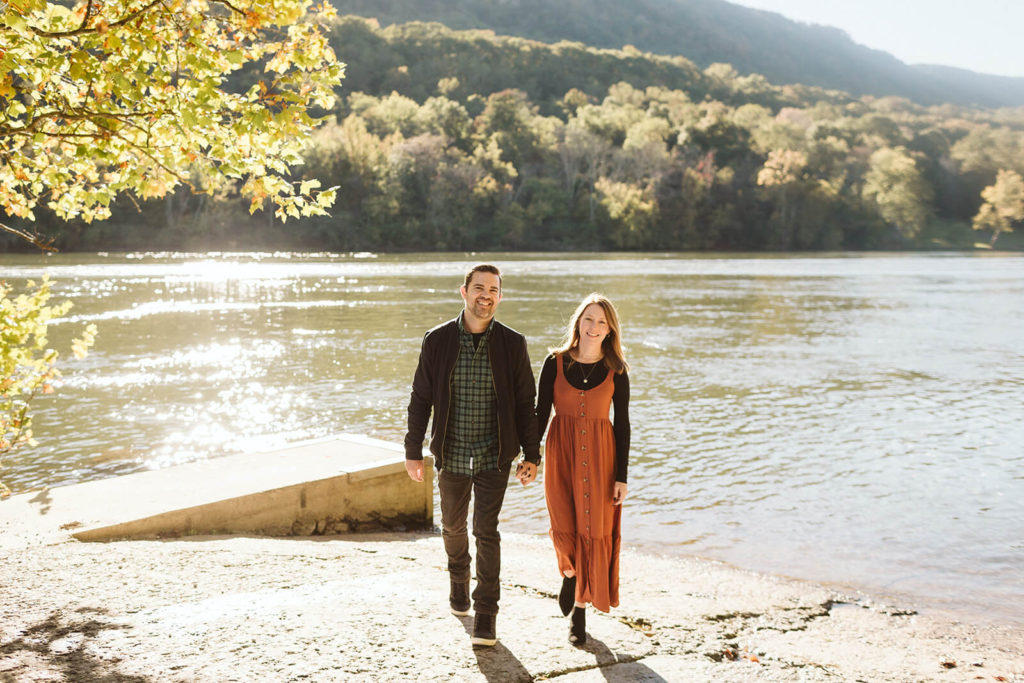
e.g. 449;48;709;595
2;251;1022;624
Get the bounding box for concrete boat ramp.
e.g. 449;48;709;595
0;434;433;545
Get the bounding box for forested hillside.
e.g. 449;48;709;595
6;16;1023;252
328;0;1024;108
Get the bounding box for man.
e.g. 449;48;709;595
404;264;540;647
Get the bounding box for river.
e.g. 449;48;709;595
2;251;1022;625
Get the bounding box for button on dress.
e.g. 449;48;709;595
543;353;621;612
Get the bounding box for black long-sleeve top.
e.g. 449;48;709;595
535;353;631;483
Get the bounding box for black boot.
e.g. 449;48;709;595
449;580;470;616
569;606;586;645
558;575;576;616
471;612;497;647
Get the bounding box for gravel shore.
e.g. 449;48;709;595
2;527;1022;682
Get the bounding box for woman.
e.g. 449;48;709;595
536;293;630;645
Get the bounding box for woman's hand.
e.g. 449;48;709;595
516;461;538;486
612;481;628;505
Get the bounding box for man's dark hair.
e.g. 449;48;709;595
464;264;502;289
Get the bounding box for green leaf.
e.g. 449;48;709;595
4;12;29;33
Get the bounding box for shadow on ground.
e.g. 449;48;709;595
451;615;533;682
583;635;668;682
0;607;147;683
473;641;534;683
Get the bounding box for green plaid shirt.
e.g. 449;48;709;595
444;315;499;475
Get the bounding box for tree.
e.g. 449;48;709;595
1;0;345;247
757;148;806;246
862;147;933;239
595;176;657;248
475;89;540;171
1;277;96;498
973;169;1024;246
557;121;611;221
950;126;1024;178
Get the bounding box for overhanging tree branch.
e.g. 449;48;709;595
1;0;344;234
0;222;57;251
0;109;162;138
208;0;246;16
26;0;167;37
78;0;95;32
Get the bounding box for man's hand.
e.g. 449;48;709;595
515;461;538;486
405;459;424;482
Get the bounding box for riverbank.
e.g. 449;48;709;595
2;527;1022;682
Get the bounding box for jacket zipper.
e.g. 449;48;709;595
489;346;502;466
439;344;460;464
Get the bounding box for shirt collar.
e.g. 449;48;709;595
458;312;495;339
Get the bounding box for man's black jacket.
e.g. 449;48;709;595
404;315;541;471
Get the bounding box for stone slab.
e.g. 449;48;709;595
0;433;432;544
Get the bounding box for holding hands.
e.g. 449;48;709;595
516;460;538;486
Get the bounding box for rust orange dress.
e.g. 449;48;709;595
543;354;621;613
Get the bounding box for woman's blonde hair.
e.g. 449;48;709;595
552;293;629;374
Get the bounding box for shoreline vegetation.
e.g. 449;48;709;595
4;16;1023;255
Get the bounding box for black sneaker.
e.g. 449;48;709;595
471;612;497;646
569;606;587;645
450;580;470;616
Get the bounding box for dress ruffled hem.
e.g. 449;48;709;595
549;529;619;612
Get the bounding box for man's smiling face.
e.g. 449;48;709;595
460;271;502;325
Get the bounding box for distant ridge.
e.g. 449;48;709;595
330;0;1024;108
909;64;1024;107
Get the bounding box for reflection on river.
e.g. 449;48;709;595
2;251;1022;624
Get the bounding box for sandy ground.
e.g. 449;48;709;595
1;528;1022;683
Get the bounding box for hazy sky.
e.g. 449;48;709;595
727;0;1024;78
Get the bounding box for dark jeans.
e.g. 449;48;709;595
438;466;510;616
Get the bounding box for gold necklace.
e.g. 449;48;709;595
576;359;601;384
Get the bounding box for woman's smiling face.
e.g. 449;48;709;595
577;303;610;348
